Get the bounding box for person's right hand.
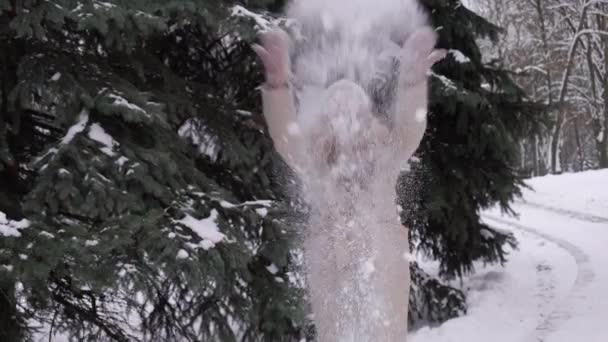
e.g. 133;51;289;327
252;29;291;88
399;27;447;86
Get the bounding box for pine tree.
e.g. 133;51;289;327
0;1;309;341
401;0;542;326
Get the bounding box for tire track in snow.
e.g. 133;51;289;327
482;214;595;342
514;200;608;224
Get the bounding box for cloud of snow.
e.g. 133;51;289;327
282;0;430;339
287;0;428;128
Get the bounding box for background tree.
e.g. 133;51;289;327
478;0;608;174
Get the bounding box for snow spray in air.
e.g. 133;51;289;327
284;0;430;340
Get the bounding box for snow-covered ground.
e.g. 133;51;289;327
410;169;608;342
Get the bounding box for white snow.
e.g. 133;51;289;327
94;1;116;9
287;122;301;136
255;208;268;217
176;210;225;250
361;258;376;278
176;249;189;260
50;72;62;81
107;94;147;116
116;156;129;167
411;169;608;342
61;109;89;145
219;199;273;208
518;169;608;218
84;240;99;247
431;72;457;90
230;5;272;31
178;119;219;162
0;212;30;237
88;123;116;156
266;263;279;274
39;231;55;239
414;108;427;122
449;49;471;63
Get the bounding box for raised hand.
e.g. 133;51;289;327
399;27;447;86
252;29;291;88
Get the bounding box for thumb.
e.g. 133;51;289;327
427;49;447;67
252;44;270;63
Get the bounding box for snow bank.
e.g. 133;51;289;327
522;169;608;218
410;226;576;342
413;169;608;341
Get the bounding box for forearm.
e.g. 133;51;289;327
261;84;305;169
394;78;429;160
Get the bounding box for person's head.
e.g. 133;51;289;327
321;79;372;146
305;79;377;171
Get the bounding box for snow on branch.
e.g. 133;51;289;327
230;5;273;31
107;94;149;117
431;72;457;90
62;109;90;145
88;123;117;156
175;210;225;251
449;49;471;63
0;211;30;237
230;5;293;32
34;108;90;166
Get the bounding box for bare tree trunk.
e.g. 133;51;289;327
533;0;563;174
550;3;593;173
599;10;608;168
574;112;585;171
532;135;539;176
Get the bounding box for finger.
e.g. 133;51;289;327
427;49;447;66
265;40;283;56
252;44;270;63
261;29;289;51
404;27;438;56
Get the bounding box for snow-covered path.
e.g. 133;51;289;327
410;170;608;342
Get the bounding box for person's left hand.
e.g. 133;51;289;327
252;29;292;88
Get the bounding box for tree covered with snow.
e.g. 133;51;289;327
0;1;310;341
478;0;608;174
0;0;545;339
400;0;542;326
